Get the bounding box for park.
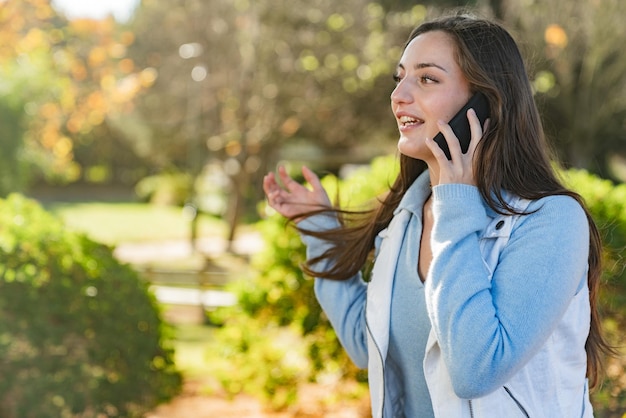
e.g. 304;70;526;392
1;0;625;416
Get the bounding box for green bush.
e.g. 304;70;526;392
562;169;626;416
211;156;626;415
207;156;398;408
0;194;182;418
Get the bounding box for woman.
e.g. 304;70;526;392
263;13;611;417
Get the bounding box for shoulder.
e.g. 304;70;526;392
526;194;586;218
515;194;588;237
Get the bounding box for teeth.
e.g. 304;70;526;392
399;115;419;124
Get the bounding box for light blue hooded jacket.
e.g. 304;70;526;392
300;170;593;417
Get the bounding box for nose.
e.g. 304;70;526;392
390;79;413;105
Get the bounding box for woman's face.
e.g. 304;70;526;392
391;30;472;161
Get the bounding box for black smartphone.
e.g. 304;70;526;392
433;92;490;160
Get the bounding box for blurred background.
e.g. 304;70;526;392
0;0;625;417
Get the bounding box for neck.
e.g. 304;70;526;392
426;161;440;188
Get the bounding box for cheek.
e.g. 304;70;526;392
423;121;441;139
430;96;463;122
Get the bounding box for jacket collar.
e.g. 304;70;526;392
395;169;518;221
395;170;432;217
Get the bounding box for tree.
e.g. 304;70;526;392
127;0;432;243
0;0;151;192
500;0;626;177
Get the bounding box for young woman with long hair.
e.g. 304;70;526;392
264;12;612;417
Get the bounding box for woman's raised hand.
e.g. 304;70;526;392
263;165;331;220
425;108;489;186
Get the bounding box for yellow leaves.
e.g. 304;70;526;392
70;61;88;81
119;31;135;46
0;0;150;182
0;0;53;60
53;136;73;159
39;103;61;120
42;125;61;149
112;74;142;104
280;117;301;137
89;105;110;126
86;91;106;112
139;67;158;88
545;24;568;48
108;43;127;59
69;17;114;35
16;28;48;54
118;58;135;73
34;2;54;20
89;46;108;67
225;140;242;157
100;74;116;90
543;23;568;61
66;115;84;134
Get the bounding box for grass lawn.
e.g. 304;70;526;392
48;202;228;246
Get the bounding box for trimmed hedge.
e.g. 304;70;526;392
0;194;181;418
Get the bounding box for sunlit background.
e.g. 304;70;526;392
0;0;625;417
52;0;140;22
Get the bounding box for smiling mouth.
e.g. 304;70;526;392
399;115;423;127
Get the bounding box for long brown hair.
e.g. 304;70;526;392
298;13;612;389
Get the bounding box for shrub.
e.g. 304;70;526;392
562;169;626;416
207;156;398;407
0;194;182;418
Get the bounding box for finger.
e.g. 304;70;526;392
277;165;300;192
301;166;322;191
425;136;450;164
263;173;276;196
483;117;491;133
467;109;484;157
437;119;463;159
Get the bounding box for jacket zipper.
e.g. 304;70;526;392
504;386;530;417
468;388;529;418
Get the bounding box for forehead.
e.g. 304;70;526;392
398;30;459;69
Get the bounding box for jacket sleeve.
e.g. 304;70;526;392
298;215;369;369
425;184;589;399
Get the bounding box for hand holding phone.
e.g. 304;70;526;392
433;92;490;160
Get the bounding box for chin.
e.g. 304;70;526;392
397;138;429;160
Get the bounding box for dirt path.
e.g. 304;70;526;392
146;379;370;418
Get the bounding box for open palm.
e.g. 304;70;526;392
263;165;331;220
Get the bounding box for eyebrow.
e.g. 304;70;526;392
397;62;449;73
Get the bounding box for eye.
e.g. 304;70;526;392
420;74;438;84
392;73;402;84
